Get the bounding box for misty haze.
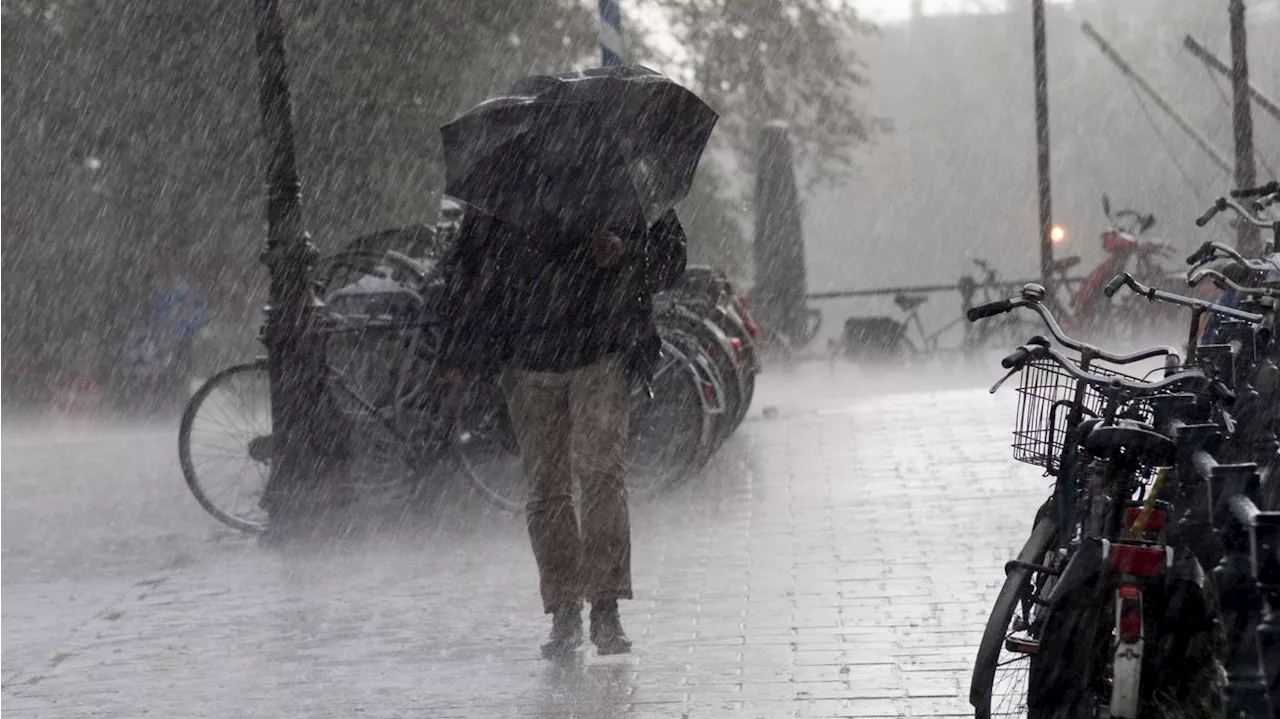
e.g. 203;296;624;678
3;1;1278;718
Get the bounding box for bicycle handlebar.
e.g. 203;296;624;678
1000;339;1045;369
966;283;1180;365
1195;196;1278;230
966;299;1013;321
1184;241;1280;275
1006;342;1231;403
1103;273;1129;298
1186;241;1224;266
1255;192;1279;211
1187;267;1280;299
1195;199;1225;228
1187;239;1259;267
1104;272;1266;324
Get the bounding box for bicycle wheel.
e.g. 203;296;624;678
664;311;745;437
628;341;715;492
1027;582;1111;719
971;513;1060;719
660;325;732;448
178;361;272;533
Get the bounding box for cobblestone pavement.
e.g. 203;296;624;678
2;363;1048;718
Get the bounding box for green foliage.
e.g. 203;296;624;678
646;0;878;190
631;0;880;277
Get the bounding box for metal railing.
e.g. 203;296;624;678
808;276;1084;302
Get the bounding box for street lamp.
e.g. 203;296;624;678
249;0;339;525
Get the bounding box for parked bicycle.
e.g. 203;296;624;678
831;289;968;361
966;282;1251;719
1065;194;1186;340
178;229;758;531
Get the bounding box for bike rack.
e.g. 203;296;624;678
1193;448;1280;718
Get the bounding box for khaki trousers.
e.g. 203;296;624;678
503;355;632;613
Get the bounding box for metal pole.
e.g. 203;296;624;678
1229;0;1262;256
598;0;623;66
1082;22;1234;175
1183;34;1280;124
251;0;333;523
1032;0;1053;288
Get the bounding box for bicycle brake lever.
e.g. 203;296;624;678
989;367;1019;394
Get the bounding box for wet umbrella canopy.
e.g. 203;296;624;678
441;65;717;237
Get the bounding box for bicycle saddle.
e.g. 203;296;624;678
1048;256;1081;274
894;293;928;312
1082;419;1176;467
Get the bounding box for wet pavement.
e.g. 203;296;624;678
3;362;1048;718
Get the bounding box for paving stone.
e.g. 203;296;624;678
2;369;1046;717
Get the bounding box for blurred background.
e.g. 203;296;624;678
3;0;1277;408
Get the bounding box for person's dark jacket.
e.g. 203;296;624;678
437;209;687;385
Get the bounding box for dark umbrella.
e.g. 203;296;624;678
441;65;717;237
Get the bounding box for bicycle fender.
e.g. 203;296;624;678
1045;537;1106;606
1161;547;1213;598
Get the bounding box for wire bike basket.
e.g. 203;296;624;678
1012;358;1153;473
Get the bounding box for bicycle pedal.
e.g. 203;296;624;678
1004;636;1039;655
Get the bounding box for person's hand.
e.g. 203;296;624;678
592;230;624;268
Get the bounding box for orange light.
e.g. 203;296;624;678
1050;225;1067;243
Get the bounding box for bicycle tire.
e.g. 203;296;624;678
178;360;272;534
741;366;756;413
1027;581;1111;719
705;330;748;434
627;345;715;490
662;310;746;435
971;513;1059;719
708;304;760;416
660;325;733;448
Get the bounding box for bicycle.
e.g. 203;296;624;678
178;245;726;529
1104;271;1279;719
1186;190;1280;509
831;288;971;362
1066;194;1185;341
1186;182;1280;718
966;282;1247;719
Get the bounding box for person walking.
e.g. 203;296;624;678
439;206;685;658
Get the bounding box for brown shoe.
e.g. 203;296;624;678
541;602;583;659
589;600;632;655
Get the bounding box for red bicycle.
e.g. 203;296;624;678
1059;195;1188;340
